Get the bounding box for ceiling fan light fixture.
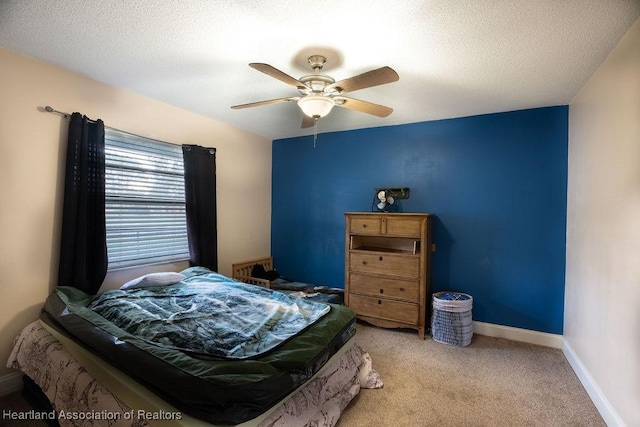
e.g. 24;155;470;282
297;95;335;118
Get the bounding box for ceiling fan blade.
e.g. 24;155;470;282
249;63;309;90
334;96;393;117
326;66;399;94
231;97;299;109
301;114;316;128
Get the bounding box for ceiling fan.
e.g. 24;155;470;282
231;55;399;128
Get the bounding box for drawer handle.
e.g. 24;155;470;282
377;300;382;305
362;260;368;265
379;289;384;294
362;224;368;228
399;287;405;291
379;256;383;261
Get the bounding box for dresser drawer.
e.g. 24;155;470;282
350;252;420;278
349;273;420;301
349;217;381;235
349;294;419;325
385;217;422;237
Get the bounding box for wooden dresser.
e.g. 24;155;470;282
344;212;433;339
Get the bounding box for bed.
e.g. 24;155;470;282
232;258;344;305
7;267;382;426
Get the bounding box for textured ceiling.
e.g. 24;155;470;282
1;0;638;140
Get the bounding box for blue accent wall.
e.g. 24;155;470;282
272;106;568;334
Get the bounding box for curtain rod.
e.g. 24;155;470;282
43;105;138;136
44;106;102;124
42;105;188;149
43;106;214;152
44;105;70;118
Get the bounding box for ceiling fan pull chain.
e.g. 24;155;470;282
313;118;318;148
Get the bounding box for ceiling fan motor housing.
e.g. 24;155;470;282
299;74;335;95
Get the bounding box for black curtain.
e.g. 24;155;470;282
57;112;107;294
182;145;218;271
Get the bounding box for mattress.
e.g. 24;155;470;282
7;321;383;427
40;269;358;425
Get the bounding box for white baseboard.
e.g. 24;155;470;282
562;340;625;427
473;321;563;348
0;371;23;397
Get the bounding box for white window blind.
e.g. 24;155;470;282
105;129;190;269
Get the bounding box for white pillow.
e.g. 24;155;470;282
120;272;186;290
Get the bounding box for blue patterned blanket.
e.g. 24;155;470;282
86;270;331;359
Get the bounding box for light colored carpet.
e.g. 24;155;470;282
338;323;605;427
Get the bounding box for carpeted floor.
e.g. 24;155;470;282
0;322;604;427
338;323;605;426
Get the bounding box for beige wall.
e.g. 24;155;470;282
0;47;272;378
565;18;640;426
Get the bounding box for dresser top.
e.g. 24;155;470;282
344;212;431;217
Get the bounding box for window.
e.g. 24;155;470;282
104;128;189;269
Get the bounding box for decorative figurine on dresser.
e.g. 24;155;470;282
344;212;433;339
